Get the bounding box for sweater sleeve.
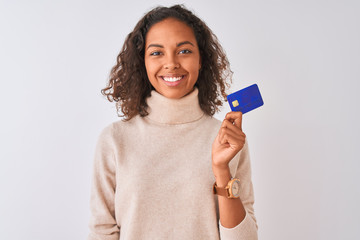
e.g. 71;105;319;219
218;139;258;240
88;124;120;240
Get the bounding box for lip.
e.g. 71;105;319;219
159;74;186;87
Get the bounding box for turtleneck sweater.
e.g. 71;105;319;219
88;88;258;240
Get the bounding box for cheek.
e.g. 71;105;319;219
184;60;200;76
144;59;156;77
188;55;201;71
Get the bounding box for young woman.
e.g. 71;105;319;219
88;5;258;240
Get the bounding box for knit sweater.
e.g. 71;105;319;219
88;88;258;240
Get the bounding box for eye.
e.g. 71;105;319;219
179;49;192;54
150;51;162;56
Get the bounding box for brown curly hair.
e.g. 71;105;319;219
102;4;232;120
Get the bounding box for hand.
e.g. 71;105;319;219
212;111;246;170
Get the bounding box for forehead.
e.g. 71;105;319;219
145;18;197;45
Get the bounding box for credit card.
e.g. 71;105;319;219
227;84;264;114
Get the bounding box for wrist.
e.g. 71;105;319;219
212;166;231;188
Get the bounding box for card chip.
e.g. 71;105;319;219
232;100;239;107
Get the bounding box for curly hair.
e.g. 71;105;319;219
102;4;232;120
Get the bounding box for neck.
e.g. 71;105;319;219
145;88;204;124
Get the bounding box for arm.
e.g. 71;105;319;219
88;125;120;240
212;112;258;239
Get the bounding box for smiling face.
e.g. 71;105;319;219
144;18;201;99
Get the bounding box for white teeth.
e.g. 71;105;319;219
163;76;182;82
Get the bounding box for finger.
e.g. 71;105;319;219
225;111;243;130
219;130;246;150
219;127;245;144
218;118;244;145
221;119;243;135
219;124;245;142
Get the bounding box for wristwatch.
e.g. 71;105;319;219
213;178;241;198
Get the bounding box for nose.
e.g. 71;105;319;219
163;54;180;70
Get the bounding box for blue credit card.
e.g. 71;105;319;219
227;84;264;114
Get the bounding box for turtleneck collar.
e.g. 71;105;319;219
145;88;204;125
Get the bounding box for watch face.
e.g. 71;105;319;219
231;179;241;197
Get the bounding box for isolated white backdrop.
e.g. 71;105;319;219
0;0;359;239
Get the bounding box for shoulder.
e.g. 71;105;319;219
94;122;116;151
202;115;222;133
196;115;222;140
100;116;139;134
202;114;222;127
96;118;126;142
97;115;144;142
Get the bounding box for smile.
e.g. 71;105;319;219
161;76;184;82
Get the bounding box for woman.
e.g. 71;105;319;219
89;5;258;240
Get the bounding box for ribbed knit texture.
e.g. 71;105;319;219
88;88;258;240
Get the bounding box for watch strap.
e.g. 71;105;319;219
213;182;229;198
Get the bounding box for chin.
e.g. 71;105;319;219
161;90;188;99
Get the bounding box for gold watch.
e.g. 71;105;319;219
213;178;241;198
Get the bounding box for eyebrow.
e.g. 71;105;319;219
177;41;194;47
147;41;194;49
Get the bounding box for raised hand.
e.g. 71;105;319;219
212;111;246;170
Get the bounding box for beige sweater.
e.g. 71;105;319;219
88;88;258;240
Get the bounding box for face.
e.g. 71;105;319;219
144;18;201;99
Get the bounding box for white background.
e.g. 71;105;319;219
1;0;359;239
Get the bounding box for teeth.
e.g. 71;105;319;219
163;76;182;82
